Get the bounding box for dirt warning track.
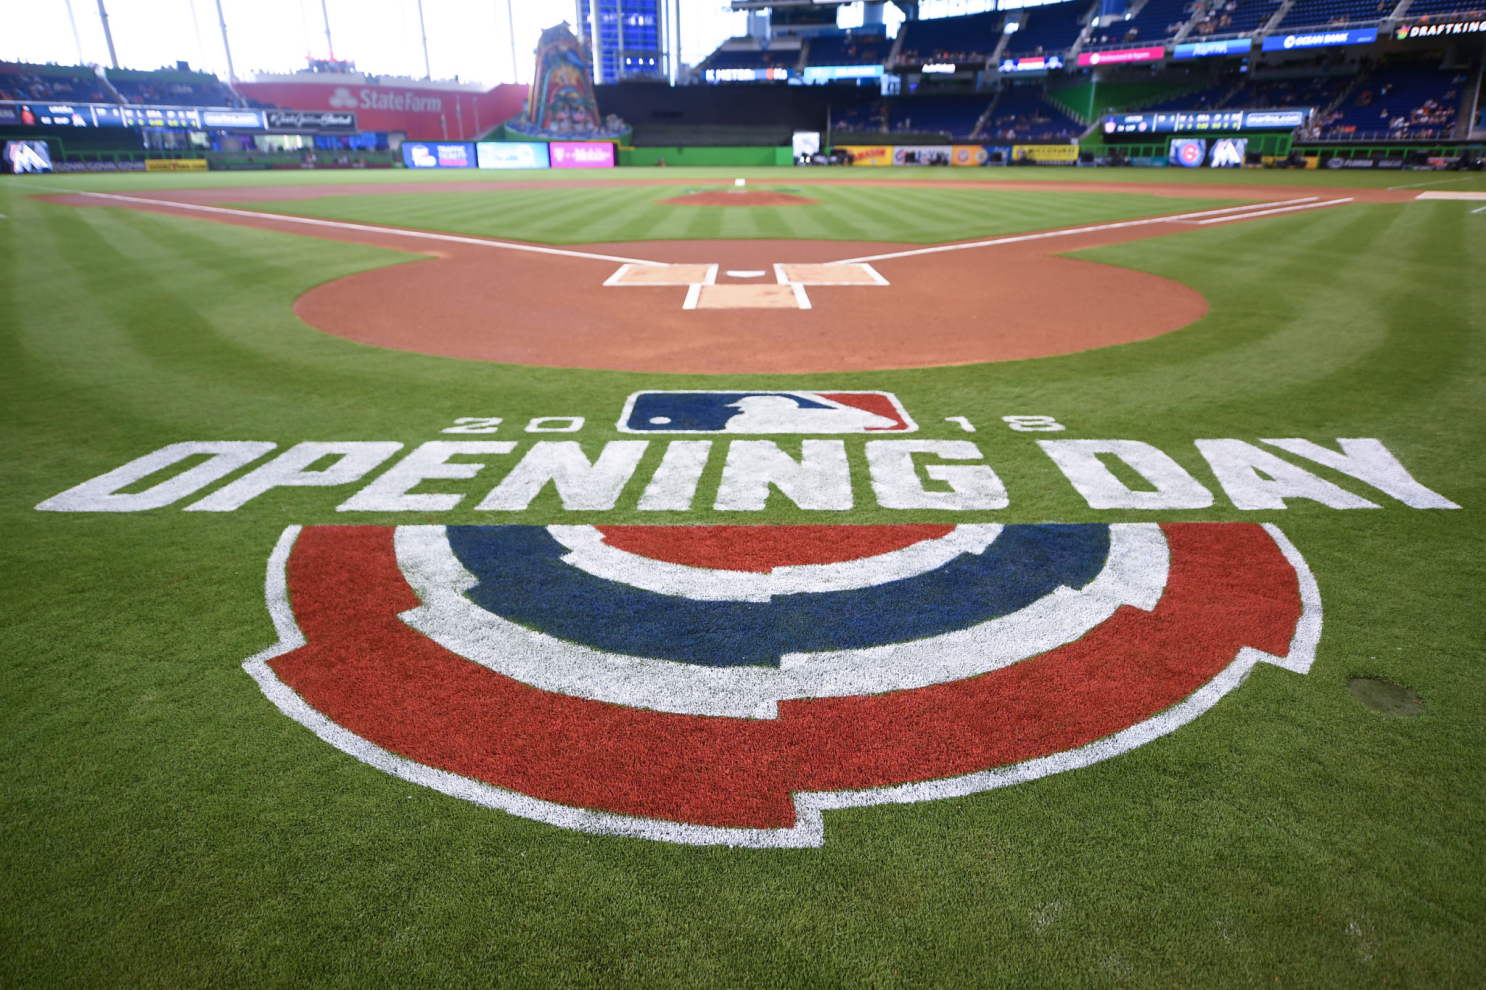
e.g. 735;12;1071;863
43;186;1362;373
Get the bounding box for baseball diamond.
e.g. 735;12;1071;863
4;6;1486;987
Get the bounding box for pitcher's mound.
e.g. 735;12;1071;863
659;190;819;207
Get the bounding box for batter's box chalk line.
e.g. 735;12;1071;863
604;261;888;310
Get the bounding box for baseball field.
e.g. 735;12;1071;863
4;165;1485;987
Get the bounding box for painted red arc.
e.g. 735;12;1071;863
269;524;1301;830
593;524;956;572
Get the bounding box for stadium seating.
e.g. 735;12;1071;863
108;71;239;107
832;96;888;133
1003;1;1092;58
806;33;891;66
1318;60;1466;138
1187;0;1282;37
896;11;1004;63
1225;74;1352;110
1084;0;1193;48
1275;0;1395;29
884;95;995;138
0;62;240;107
0;64;115;104
984;84;1085;140
704;48;795;71
1403;0;1486;13
1140;83;1233;111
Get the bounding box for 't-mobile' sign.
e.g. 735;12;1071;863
1077;46;1165;67
550;142;614;169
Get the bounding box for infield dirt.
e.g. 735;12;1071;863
42;180;1404;373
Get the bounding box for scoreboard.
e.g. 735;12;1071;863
0;101;354;132
1102;108;1310;135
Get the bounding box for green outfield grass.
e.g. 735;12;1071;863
234;184;1245;244
2;171;1484;988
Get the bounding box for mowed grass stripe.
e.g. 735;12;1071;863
237;186;1244;245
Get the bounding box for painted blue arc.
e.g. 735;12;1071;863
446;525;1110;667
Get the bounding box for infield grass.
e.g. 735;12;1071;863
232;184;1245;244
2;172;1484;988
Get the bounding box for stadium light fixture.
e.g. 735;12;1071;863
214;0;237;82
63;0;86;65
94;0;120;69
417;0;432;80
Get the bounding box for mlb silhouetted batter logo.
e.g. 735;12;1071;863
244;519;1320;847
618;390;916;434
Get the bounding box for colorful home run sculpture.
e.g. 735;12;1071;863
504;23;628;139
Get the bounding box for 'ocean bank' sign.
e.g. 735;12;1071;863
1262;27;1377;51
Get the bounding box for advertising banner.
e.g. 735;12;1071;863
837;145;893;166
982;145;1015;164
402;142;475;169
3;140;53;173
705;67;791;82
893;145;952;165
550;141;614;169
200;109;264;129
1395;18;1486;39
802;65;885;83
476;141;551;169
1262;27;1377;52
1169;138;1208;167
145;158;209;172
1077;46;1165;67
1013;143;1080;164
952;145;990;166
265;110;357;131
1173;38;1253;58
1242;109;1309;129
235;80;526;141
997;55;1065;74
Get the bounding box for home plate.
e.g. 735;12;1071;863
687;284;806;309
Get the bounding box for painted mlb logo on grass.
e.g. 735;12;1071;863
244;520;1320;847
617;390;916;434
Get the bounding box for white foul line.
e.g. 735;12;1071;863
1388;175;1483;190
63;190;665;265
1194;197;1353;224
1473;205;1486;214
829;198;1323;264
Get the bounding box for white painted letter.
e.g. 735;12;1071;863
637;440;713;511
1195;439;1379;510
866;440;1007;510
338;441;517;512
1038;439;1214;510
1260;438;1459;509
185;442;404;511
475;441;648;511
714;440;852;511
36;441;276;512
525;417;584;433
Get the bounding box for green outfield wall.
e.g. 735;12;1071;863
618;146;794;167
